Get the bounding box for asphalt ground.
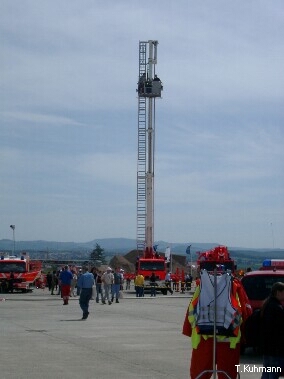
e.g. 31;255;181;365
0;288;263;379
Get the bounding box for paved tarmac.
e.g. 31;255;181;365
0;288;263;379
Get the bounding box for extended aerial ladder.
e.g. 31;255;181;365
136;40;163;259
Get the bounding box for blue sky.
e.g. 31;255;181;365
1;1;283;249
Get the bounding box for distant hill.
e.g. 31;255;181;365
0;238;136;254
0;238;224;254
0;238;283;269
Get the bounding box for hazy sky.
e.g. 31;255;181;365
1;1;283;249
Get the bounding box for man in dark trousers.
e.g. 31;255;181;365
77;266;94;320
149;272;156;297
8;272;15;293
111;267;122;303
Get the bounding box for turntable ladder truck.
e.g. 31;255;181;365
136;40;166;290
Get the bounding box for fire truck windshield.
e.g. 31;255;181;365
0;261;26;273
139;261;165;271
199;261;235;272
242;274;284;301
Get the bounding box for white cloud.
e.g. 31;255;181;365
0;111;86;127
0;0;283;247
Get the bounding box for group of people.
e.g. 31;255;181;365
134;272;158;297
183;269;284;379
95;267;123;305
53;265;124;320
135;270;193;297
46;269;75;296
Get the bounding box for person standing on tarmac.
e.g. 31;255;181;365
149;272;157;297
185;274;193;291
102;267;114;305
46;271;52;291
165;271;173;295
260;282;284;379
76;268;82;296
134;273;144;297
77;266;94;320
95;270;105;304
50;270;57;295
70;270;77;297
111;267;122;303
8;272;15;293
59;266;73;305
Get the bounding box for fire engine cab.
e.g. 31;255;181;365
0;253;42;293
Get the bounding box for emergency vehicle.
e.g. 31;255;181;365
241;259;284;311
0;253;42;292
197;245;236;273
136;249;166;280
135;40;167;294
135;250;168;294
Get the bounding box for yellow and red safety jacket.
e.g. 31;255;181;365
182;275;252;349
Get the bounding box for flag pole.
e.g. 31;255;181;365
186;245;192;275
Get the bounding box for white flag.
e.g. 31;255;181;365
165;247;171;262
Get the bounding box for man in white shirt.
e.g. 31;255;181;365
102;267;114;305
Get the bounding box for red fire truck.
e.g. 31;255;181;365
241;259;284;311
136;247;167;281
135;247;169;294
0;253;42;292
197;245;236;273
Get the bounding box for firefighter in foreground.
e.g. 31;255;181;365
182;246;252;379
